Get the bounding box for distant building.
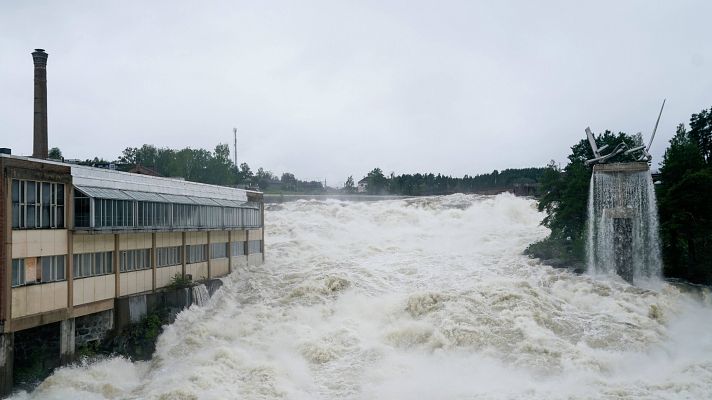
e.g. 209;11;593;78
128;164;162;177
357;177;368;193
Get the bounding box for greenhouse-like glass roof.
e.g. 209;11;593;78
71;164;254;207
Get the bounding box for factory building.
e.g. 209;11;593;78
0;49;264;394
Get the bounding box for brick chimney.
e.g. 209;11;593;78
32;49;49;159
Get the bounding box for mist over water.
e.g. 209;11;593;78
15;194;712;399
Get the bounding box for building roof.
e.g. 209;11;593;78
127;164;162;177
1;154;258;205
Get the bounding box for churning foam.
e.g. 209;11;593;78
14;194;712;399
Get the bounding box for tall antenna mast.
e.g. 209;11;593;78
233;127;237;167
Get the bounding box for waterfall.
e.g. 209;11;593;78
191;284;210;307
586;165;662;284
128;295;147;323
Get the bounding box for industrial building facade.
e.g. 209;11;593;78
1;154;264;334
0;48;266;393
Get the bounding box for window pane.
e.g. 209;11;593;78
12;180;19;202
56;256;65;280
57;206;65;227
27;182;35;205
73;254;80;277
57;184;65;206
12;204;20;228
12;259;25;286
42;257;52;282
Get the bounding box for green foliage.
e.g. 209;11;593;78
75;340;100;359
535;130;640;263
113;310;169;360
166;274;192;290
343;175;356;193
366;168;388;194
532;106;712;285
657;108;712;284
118;144;240;185
358;167;546;196
524;236;585;271
48;147;62;160
254;167;277;190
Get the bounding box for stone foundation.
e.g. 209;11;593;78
75;310;114;347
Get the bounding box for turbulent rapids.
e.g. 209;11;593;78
14;194;712;399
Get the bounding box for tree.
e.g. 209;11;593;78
238;163;253;184
280;172;297;191
255;168;276;190
48;147;62;160
657;114;712;284
343;176;356;193
687;107;712;164
533;130;641;262
366;168;388;195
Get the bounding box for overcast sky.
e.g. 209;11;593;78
2;1;711;185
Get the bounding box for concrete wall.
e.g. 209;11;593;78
211;258;229;278
156;232;181;247
73;275;115;306
231;255;247;268
11;230;67;258
11;282;67;318
186;231;207;245
186;262;208;281
211;231;228;243
118;233;152;250
155;265;182;289
119;269;152;296
72;233;113;254
232;230;247;241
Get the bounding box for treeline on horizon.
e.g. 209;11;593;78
344;167;545;196
528;105;712;285
53;144;547;196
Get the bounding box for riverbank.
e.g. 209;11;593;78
524;236;585;273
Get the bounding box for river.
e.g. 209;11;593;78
14;194;712;399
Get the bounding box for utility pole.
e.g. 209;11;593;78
233;127;237;167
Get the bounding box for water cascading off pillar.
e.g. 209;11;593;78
586;162;662;285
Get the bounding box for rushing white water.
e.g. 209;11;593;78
586;169;663;284
191;284;211;307
13;194;712;399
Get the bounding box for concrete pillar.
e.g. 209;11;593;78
59;318;75;364
261;203;265;263
227;230;233;273
613;217;634;283
181;232;187;278
151;233;157;292
114;234;120;297
207;231;212;279
0;333;13;396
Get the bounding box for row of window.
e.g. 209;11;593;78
187;244;207;264
74;251;113;278
76;194;262;230
12;256;66;287
10;241;263;287
11;179;66;229
157;246;182;267
120;249;152;272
